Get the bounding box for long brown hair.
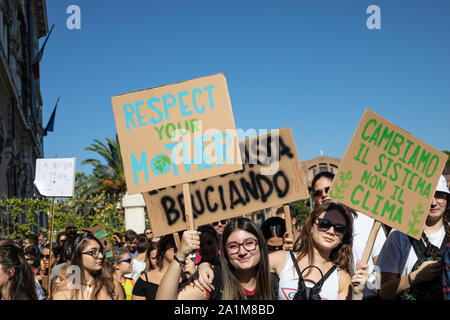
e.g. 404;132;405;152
144;242;158;272
156;235;176;271
294;202;354;275
220;217;272;300
69;235;116;300
0;244;38;300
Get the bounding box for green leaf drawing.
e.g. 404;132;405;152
406;203;425;236
329;170;353;200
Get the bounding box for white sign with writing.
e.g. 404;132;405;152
34;158;76;197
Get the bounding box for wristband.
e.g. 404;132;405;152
173;254;186;268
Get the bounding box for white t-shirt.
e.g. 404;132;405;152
375;226;446;277
352;212;387;298
126;259;147;282
278;251;340;300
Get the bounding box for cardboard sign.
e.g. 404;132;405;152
328;109;448;240
87;224;113;259
144;127;309;237
34;158;76;197
112;73;242;195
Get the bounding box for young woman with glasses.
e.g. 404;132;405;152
311;171;386;299
52;233;124;300
156;217;275;300
113;248;135;300
196;204;369;300
377;175;450;300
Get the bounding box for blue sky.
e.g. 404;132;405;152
40;0;450;174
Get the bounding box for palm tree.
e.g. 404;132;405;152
79;134;126;198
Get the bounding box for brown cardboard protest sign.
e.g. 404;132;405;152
143;127;309;237
328;109;448;240
87;224;113;259
112;73;242;195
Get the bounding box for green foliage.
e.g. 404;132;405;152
292;199;311;227
0;193;125;241
79;134;126;199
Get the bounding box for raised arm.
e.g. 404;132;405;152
155;230;202;300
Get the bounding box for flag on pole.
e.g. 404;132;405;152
44;97;60;136
32;24;55;80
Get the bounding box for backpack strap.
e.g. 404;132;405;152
288;251;337;294
288;251;307;293
409;237;428;264
312;264;337;291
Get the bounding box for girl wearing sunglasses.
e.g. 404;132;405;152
195;203;369;300
311;171;386;299
113;248;135;300
269;202;369;300
156;217;275;300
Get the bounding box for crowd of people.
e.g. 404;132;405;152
0;172;448;301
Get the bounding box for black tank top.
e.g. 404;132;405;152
132;272;159;300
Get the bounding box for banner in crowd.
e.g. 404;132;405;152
112;73;242;194
144;127;309;237
328;108;448;240
33;158;76;197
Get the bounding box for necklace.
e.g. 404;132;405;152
81;279;95;294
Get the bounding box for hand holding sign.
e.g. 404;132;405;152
329;109;448;242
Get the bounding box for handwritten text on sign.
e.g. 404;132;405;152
34;158;76;197
328;109;448;240
112;73;242;194
144;127;309;237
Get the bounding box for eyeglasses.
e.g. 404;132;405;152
81;248;104;258
145;231;152;235
118;258;132;263
225;238;259;254
212;220;227;226
314;218;347;238
43;254;53;260
313;186;330;199
434;192;448;203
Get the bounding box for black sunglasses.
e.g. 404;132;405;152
314;218;347;237
212;220;227;226
313;186;330;199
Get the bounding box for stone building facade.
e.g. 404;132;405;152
0;0;48;197
302;154;341;188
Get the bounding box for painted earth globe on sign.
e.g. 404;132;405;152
151;154;171;175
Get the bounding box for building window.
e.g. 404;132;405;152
309;167;317;181
330;164;338;174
